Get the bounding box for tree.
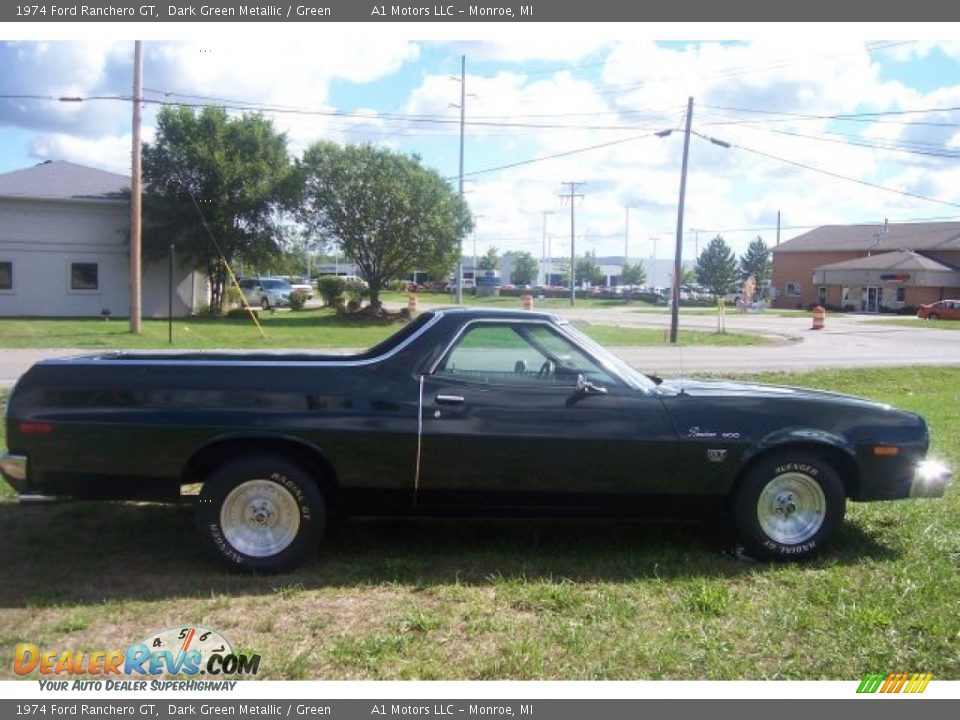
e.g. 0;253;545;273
695;236;739;298
510;252;539;285
575;251;604;286
478;247;500;271
739;236;772;299
620;261;646;286
298;142;472;310
142;106;296;312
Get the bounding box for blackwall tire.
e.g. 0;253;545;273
195;455;326;572
261;297;270;311
733;452;845;561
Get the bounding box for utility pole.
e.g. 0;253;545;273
624;206;631;263
776;210;781;246
669;96;693;345
129;40;143;334
541;210;553;286
560;182;585;306
455;54;466;304
472;214;484;288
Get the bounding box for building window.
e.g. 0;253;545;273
70;262;99;291
0;261;11;291
896;287;906;302
818;286;827;305
786;282;802;297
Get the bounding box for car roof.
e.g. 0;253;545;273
433;307;562;322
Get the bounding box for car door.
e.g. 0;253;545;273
416;320;678;510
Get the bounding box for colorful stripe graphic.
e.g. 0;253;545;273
857;673;932;694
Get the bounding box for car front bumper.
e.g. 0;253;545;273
910;459;952;498
0;453;28;494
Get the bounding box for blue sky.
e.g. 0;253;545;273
2;34;960;263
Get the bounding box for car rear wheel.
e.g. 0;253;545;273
195;455;326;572
732;452;845;561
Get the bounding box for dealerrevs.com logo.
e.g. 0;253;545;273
857;673;933;694
13;626;260;680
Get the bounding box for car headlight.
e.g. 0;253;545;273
910;459;952;498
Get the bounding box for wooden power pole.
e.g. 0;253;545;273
129;40;143;334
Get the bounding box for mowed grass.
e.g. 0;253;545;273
0;368;957;679
0;314;766;350
575;323;769;347
0;311;401;350
866;317;960;330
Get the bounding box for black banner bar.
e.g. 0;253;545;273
2;1;960;22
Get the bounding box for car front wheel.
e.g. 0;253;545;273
261;297;270;310
733;452;845;561
195;455;326;572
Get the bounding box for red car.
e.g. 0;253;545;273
917;299;960;321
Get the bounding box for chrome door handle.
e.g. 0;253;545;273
435;394;465;405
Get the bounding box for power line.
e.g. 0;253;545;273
700;131;960;211
454;129;670;180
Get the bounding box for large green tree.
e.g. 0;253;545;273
575;251;604;286
739;236;772;298
620;261;646;286
695;236;739;298
298;142;472;310
142;106;297;312
478;247;500;271
510;252;539;285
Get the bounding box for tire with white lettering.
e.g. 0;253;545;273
732;452;845;561
195;455;326;572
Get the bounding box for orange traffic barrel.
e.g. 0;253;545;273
812;305;825;330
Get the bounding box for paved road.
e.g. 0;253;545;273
1;308;957;387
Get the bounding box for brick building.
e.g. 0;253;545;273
771;221;960;311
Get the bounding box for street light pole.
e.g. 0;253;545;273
541;210;553;286
670;97;694;345
455;55;466;304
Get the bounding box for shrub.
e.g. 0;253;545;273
224;285;244;309
344;278;369;304
288;289;308;311
317;276;346;307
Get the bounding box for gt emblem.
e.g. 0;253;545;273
707;449;728;463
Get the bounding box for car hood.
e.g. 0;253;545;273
657;377;892;411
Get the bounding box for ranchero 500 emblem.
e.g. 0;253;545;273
707;449;728;463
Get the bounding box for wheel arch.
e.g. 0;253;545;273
182;435;341;510
734;437;860;499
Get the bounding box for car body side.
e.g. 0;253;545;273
1;310;933;514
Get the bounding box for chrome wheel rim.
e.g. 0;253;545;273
220;479;300;558
757;472;826;545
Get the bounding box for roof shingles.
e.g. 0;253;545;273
0;160;130;202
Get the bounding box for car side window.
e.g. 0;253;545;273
436;323;617;387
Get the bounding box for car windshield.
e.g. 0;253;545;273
261;279;291;290
559;321;659;391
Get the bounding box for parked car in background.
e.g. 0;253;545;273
917;299;960;321
238;277;294;309
273;276;314;300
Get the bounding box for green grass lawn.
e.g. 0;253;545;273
0;314;767;350
866;317;960;330
576;323;769;347
0;311;402;350
0;368;956;679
